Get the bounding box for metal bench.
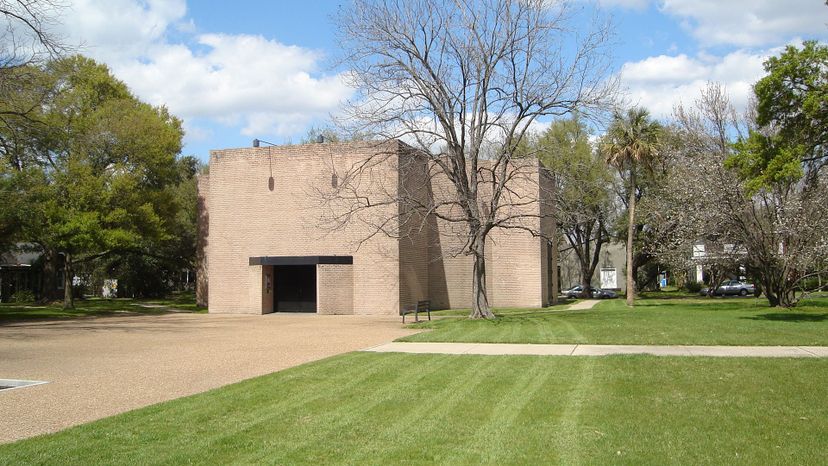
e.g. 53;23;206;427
401;300;431;324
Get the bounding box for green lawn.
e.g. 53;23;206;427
0;293;206;322
400;297;828;346
1;352;825;465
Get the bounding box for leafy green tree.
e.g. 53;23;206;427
602;108;662;306
728;41;828;191
4;56;184;308
536;116;613;298
90;156;202;298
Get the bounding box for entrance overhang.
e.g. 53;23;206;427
248;256;353;266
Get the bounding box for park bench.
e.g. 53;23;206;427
401;300;431;324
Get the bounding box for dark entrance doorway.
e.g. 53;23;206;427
273;265;316;312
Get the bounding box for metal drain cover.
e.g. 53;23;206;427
0;379;48;391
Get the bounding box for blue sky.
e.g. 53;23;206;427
54;0;828;161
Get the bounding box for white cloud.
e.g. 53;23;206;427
57;0;352;142
590;0;827;47
115;34;351;136
62;0;187;64
619;49;769;118
660;0;828;47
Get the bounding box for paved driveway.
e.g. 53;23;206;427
0;313;419;443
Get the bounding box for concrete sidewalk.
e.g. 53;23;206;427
566;299;601;310
364;342;828;358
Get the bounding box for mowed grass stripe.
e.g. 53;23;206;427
206;353;464;464
406;297;828;345
551;354;596;465
2;354;826;465
445;357;559;464
26;353;393;464
162;353;407;464
341;355;503;464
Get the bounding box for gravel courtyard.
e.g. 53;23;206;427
0;312;418;443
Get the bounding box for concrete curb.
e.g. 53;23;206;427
363;342;828;358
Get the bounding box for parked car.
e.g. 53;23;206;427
594;288;618;299
563;285;617;299
701;280;756;297
564;285;592;298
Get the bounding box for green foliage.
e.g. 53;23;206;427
10;290;36;303
730;41;828;190
537;116;611;207
728;131;805;192
754;41;828;156
0;55;188;304
602;107;663;171
535;116;614;289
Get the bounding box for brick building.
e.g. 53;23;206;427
197;140;557;315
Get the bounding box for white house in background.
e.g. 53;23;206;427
689;240;750;284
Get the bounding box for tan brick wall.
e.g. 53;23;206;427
206;141;401;315
317;264;354;315
539;167;557;304
426;159;552;310
246;265;273;314
427;170;474;309
486;162;544;308
398;149;430;310
202;141;556;315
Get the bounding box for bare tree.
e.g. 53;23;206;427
1;0;65;67
333;0;615;318
1;0;67;166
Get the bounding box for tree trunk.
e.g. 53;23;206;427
550;238;559;305
39;248;60;303
580;267;592;299
469;237;495;319
63;253;74;309
625;171;637;307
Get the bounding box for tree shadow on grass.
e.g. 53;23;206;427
742;313;828;322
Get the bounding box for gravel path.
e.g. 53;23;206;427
0;313;419;444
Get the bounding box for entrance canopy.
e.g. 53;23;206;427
248;256;353;266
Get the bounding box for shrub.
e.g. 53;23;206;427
684;281;702;293
10;289;36;303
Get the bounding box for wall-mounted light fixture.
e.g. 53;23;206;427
253;138;278;191
253;138;277;148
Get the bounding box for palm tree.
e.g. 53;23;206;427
602;108;662;307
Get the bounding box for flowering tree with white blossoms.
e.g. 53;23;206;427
645;83;828;307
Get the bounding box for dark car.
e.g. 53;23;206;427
563;285;617;299
593;288;618;299
564;285;593;298
701;280;756;297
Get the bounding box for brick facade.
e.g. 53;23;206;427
197;140;556;315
